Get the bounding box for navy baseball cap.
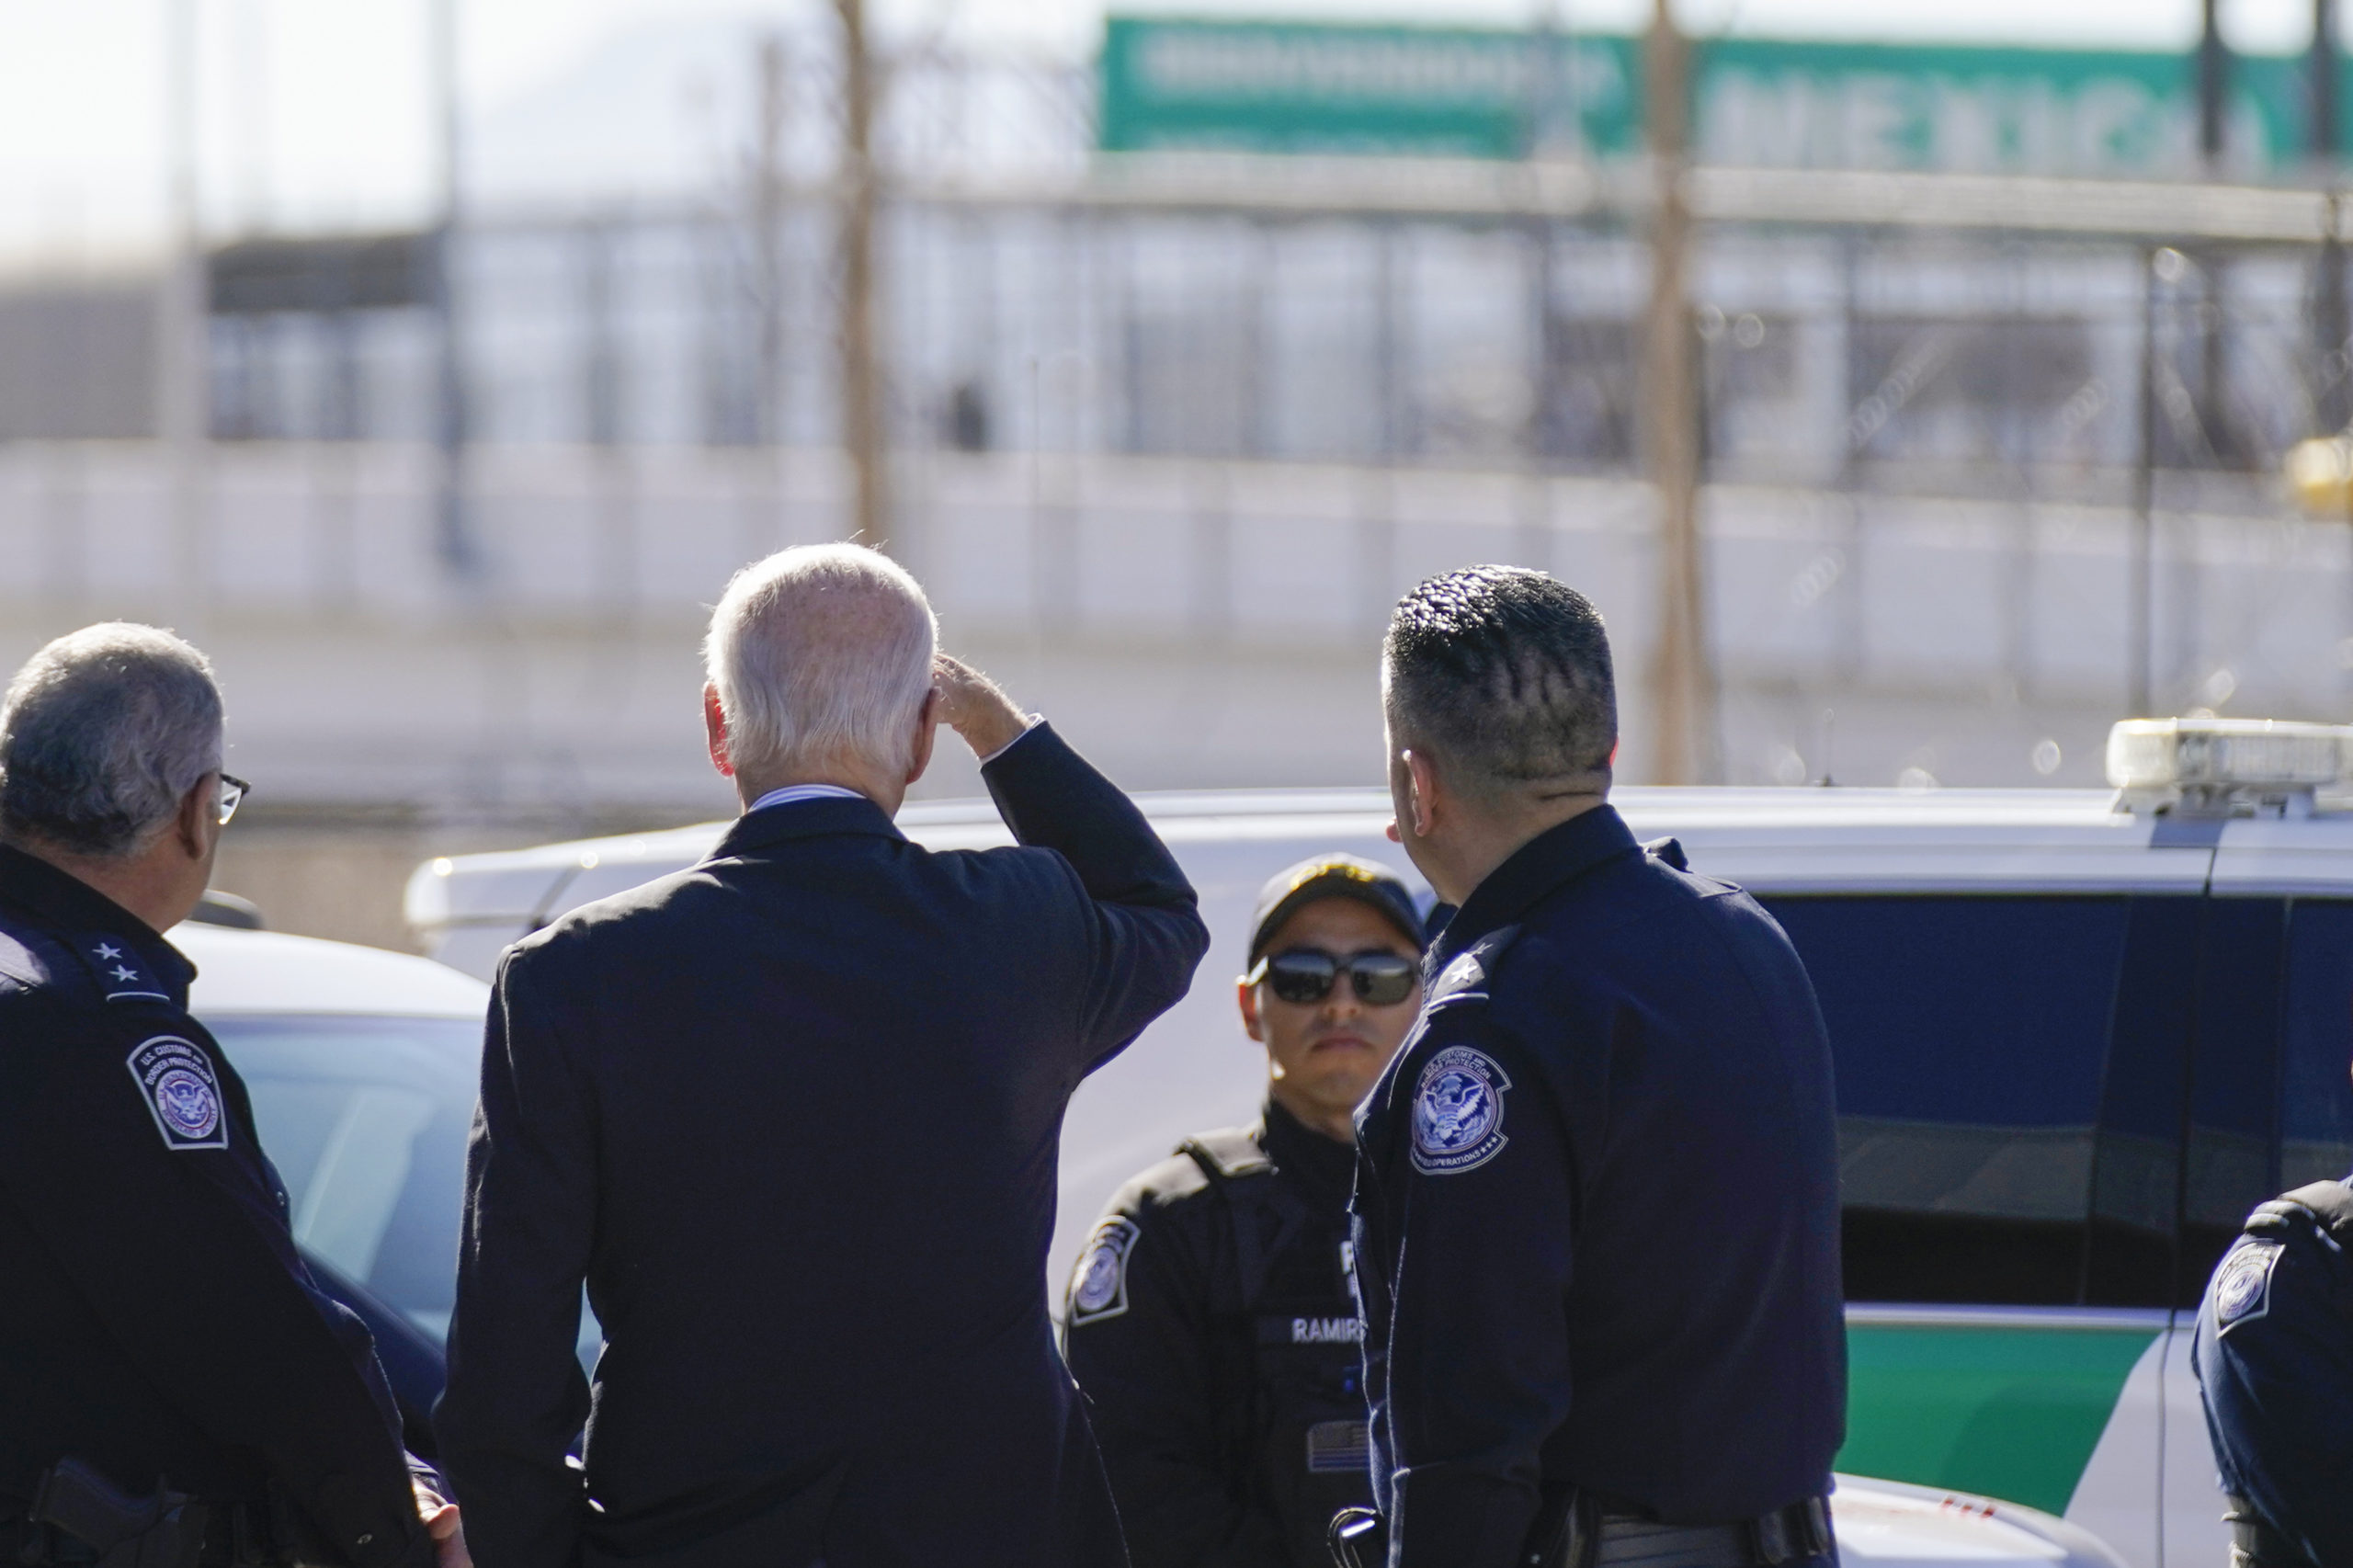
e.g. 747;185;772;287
1248;855;1425;961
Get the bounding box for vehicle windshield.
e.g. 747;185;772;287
207;1014;478;1342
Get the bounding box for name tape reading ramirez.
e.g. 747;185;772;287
1291;1315;1363;1345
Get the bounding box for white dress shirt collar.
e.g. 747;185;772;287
745;782;869;815
740;723;1042;818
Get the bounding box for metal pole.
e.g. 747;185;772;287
582;222;636;618
2315;0;2340;166
159;0;210;634
430;0;472;574
2200;0;2229;170
1373;225;1400;459
835;0;890;550
2324;199;2351;434
2130;249;2156;719
1643;0;1713;785
2197;0;2236;466
1518;222;1556;574
756;36;789;447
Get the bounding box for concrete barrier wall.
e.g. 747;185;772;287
1;439;2342;822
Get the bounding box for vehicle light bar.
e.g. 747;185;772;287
2107;717;2348;812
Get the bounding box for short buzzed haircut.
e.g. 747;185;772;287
1382;566;1616;796
704;543;938;781
0;623;224;857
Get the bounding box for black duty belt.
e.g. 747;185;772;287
1331;1494;1834;1568
1585;1508;1824;1568
1574;1497;1834;1568
0;1461;286;1568
2224;1495;2320;1568
0;1506;282;1568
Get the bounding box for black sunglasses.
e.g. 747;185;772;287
217;773;251;826
1244;948;1419;1008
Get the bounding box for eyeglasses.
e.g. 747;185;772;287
217;773;251;827
1244;948;1419;1008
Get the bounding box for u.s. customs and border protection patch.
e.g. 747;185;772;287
1410;1043;1511;1175
1068;1216;1141;1324
2213;1239;2282;1333
126;1036;228;1152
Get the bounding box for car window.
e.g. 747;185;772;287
2180;899;2290;1303
1759;896;2147;1306
209;1015;477;1341
2279;902;2353;1191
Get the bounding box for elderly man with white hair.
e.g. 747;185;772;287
438;544;1211;1568
0;623;465;1568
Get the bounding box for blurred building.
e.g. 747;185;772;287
3;17;2350;945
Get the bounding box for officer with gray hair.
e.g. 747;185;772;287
1340;567;1845;1568
0;623;465;1568
438;542;1210;1568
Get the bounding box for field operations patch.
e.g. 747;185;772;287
126;1036;227;1152
1411;1044;1510;1175
1068;1216;1141;1325
2213;1240;2282;1333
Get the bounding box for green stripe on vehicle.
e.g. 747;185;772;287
1836;1319;2159;1516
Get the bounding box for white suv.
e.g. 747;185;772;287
168;918;487;1453
406;720;2353;1567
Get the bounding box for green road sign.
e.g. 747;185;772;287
1098;16;2349;176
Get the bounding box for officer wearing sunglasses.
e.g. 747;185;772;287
1063;855;1427;1568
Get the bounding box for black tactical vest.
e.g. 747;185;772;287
1180;1126;1374;1568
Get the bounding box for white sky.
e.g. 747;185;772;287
0;0;2334;269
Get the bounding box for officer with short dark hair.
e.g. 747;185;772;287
0;624;462;1568
1065;855;1427;1568
2191;1150;2353;1568
1346;567;1846;1568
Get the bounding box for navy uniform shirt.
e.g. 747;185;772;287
0;844;430;1567
2192;1176;2353;1567
1350;806;1846;1568
1064;1100;1374;1568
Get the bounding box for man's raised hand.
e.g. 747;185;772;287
932;654;1031;761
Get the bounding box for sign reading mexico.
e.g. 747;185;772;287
1099;17;2349;177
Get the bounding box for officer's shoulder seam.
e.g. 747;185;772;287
1178;1125;1271;1180
1107;1149;1222;1213
1425;924;1523;1011
1634;836;1742;896
2250;1180;2353;1241
1469;922;1598;1014
0;924;63;995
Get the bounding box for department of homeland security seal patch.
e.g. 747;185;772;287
1069;1216;1141;1324
126;1037;228;1151
1411;1044;1510;1175
2213;1240;2282;1333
